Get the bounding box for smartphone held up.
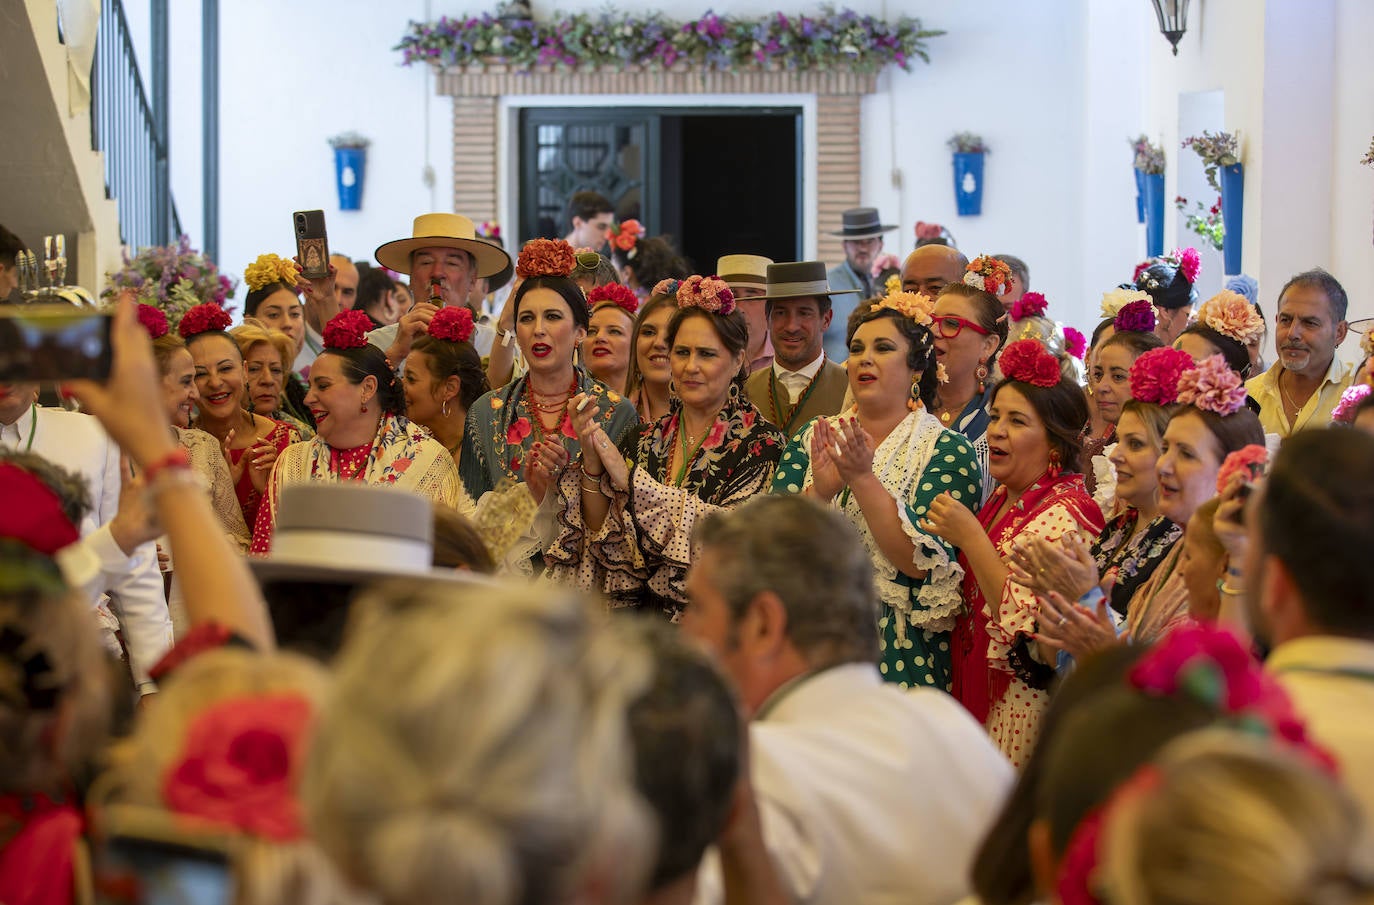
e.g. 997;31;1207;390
0;304;114;382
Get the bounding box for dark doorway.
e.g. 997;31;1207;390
519;106;801;270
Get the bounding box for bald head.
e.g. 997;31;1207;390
330;254;359;310
901;245;968;298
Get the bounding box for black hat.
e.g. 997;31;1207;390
758;261;862;300
827;207;897;240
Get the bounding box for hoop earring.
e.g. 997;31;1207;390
442;398;451;418
668;378;678;398
908;378;922;412
976;362;989;394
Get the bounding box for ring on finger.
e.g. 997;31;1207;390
1058;616;1068;626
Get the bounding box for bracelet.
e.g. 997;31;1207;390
497;327;514;347
580;476;607;495
142;447;191;484
583;467;605;478
1216;578;1244;596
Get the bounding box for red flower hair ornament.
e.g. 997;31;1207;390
587;282;640;316
162;693;314;841
606;219;644;254
137;304;169;340
427;306;475;344
1010;291;1048;321
1216;444;1268;494
322;309;373;351
675;275;736;316
1063;327;1087;360
999;339;1061;388
177;303;232;339
1128;346;1194;405
516;238;576;280
963;255;1014;297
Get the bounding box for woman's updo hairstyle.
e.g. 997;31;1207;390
1135;253;1199;312
846;299;939;409
1178;323;1251;378
1170;404;1265;461
936;281;1010;353
319;310;405;417
994;340;1090;474
1100;329;1164;361
411;308;490;413
242;253;302;319
232;319;296;374
510;238;589;331
615;235;689;290
663;276;750;387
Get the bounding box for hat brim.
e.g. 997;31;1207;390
248;554;465;586
1349;317;1373;334
375;237;512;280
758;287;863;300
826;224;898;239
486;259;515;293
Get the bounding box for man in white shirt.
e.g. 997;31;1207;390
1243;428;1374;859
684;495;1014;905
0;383;173;693
744;262;853;438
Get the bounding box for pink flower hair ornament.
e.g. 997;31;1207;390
177;303;233;339
427;306;475;344
587;282;640;316
675;275;736;315
1169;246;1202;284
1331;383;1372;424
1063;327;1087;360
1010;291;1048;321
1216;444;1269;494
1128;346;1195;405
1196;289;1265;346
963;255;1014;297
876;290;935;327
322;309;373;351
999;338;1062;388
1176;354;1249;416
137;304;169;340
1113;299;1157;334
914;220;945;241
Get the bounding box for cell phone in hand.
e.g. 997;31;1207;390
293;209;329;279
0;304;113;382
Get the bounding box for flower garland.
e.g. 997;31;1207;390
1113;299;1157;334
606;219;644;256
516;238;576;279
243;253;301;293
1010;291;1048;321
587;282;640;316
999;339;1061;388
675;275;736;315
1063;327;1087;360
322;310;373;350
101;236;237;331
876;290;934;327
428;306;475;344
396;8;943;75
177;303;233;339
1216;445;1268;494
1196;289;1265;346
963;255;1012;296
1128;347;1194;406
137;304;169;340
1100;287;1153;319
1331;384;1372;424
1176;354;1248;416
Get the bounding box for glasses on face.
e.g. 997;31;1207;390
934;315;991;339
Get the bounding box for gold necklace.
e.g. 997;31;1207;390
1277;369;1306;418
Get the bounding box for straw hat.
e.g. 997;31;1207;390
375;213;512;279
716;254;773;292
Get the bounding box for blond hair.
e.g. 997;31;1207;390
303;579;655;905
232;318;296;373
94;648;359;905
1100;731;1374;905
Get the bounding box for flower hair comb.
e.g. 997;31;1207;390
963;255;1013;296
516;238;577;280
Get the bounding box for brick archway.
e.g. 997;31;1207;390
436;67;877;266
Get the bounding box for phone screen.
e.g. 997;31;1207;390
96;836;233;905
0;305;113;382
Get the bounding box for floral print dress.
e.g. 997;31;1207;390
770;409;982;692
545;392;785;620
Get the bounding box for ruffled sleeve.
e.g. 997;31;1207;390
769;430;812;495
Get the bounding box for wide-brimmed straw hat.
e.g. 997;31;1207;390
758;261;862;301
826;207;897;240
248;483;461;585
375;213;512;279
716;254;773;292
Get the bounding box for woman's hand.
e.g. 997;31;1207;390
1008;533;1099;601
246;441;278;494
1033;590;1118;660
296;259;340;320
829;416;876;484
571;393;604;473
526;440;569;505
219;428;247;484
921;490;982;549
807;423;843;501
1213;472;1250;564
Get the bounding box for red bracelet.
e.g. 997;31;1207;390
142;447;192;484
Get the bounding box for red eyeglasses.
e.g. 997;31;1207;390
934;315;992;339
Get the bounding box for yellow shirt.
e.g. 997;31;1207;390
1245;357;1355;437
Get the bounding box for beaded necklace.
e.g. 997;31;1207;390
525;373;579;441
664;412;717;487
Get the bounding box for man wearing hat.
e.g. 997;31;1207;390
369;213;513;366
717;253;774;373
745;262;856;438
825;207;897;361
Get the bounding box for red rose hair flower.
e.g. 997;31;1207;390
516;238;576;280
428;306;475;344
1063;327;1087;360
177;303;232;339
1216;444;1268;494
162;693;314;841
587;282;639;316
606;219;644;253
675;275;736;315
137;304;169;340
322;309;373;350
1128;346;1194;405
1010;291;1048;321
999;339;1062;388
1113;299;1158;334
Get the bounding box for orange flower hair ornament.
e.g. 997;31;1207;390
963;255;1014;296
606;220;645;255
1196;289;1265;346
516;238;576;280
876;290;934;327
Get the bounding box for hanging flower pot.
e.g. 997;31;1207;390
1218;163;1244;276
1133;168;1146;223
1130;135;1164;226
329;132;371;212
1142;172;1166;258
948;133;988;217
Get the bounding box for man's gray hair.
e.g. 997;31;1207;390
694;494;878;666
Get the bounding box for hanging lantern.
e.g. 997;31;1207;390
1150;0;1190;56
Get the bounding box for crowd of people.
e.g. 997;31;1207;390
1;196;1373;905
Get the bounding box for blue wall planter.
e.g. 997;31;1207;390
1142;172;1166;258
1218;163;1244;276
334;147;367;211
1132;168;1146;223
953;152;985;216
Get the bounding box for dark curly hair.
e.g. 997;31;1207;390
666;306;750;387
411;334;490;413
319;345;406;417
845;301;939;409
992;377;1090;474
